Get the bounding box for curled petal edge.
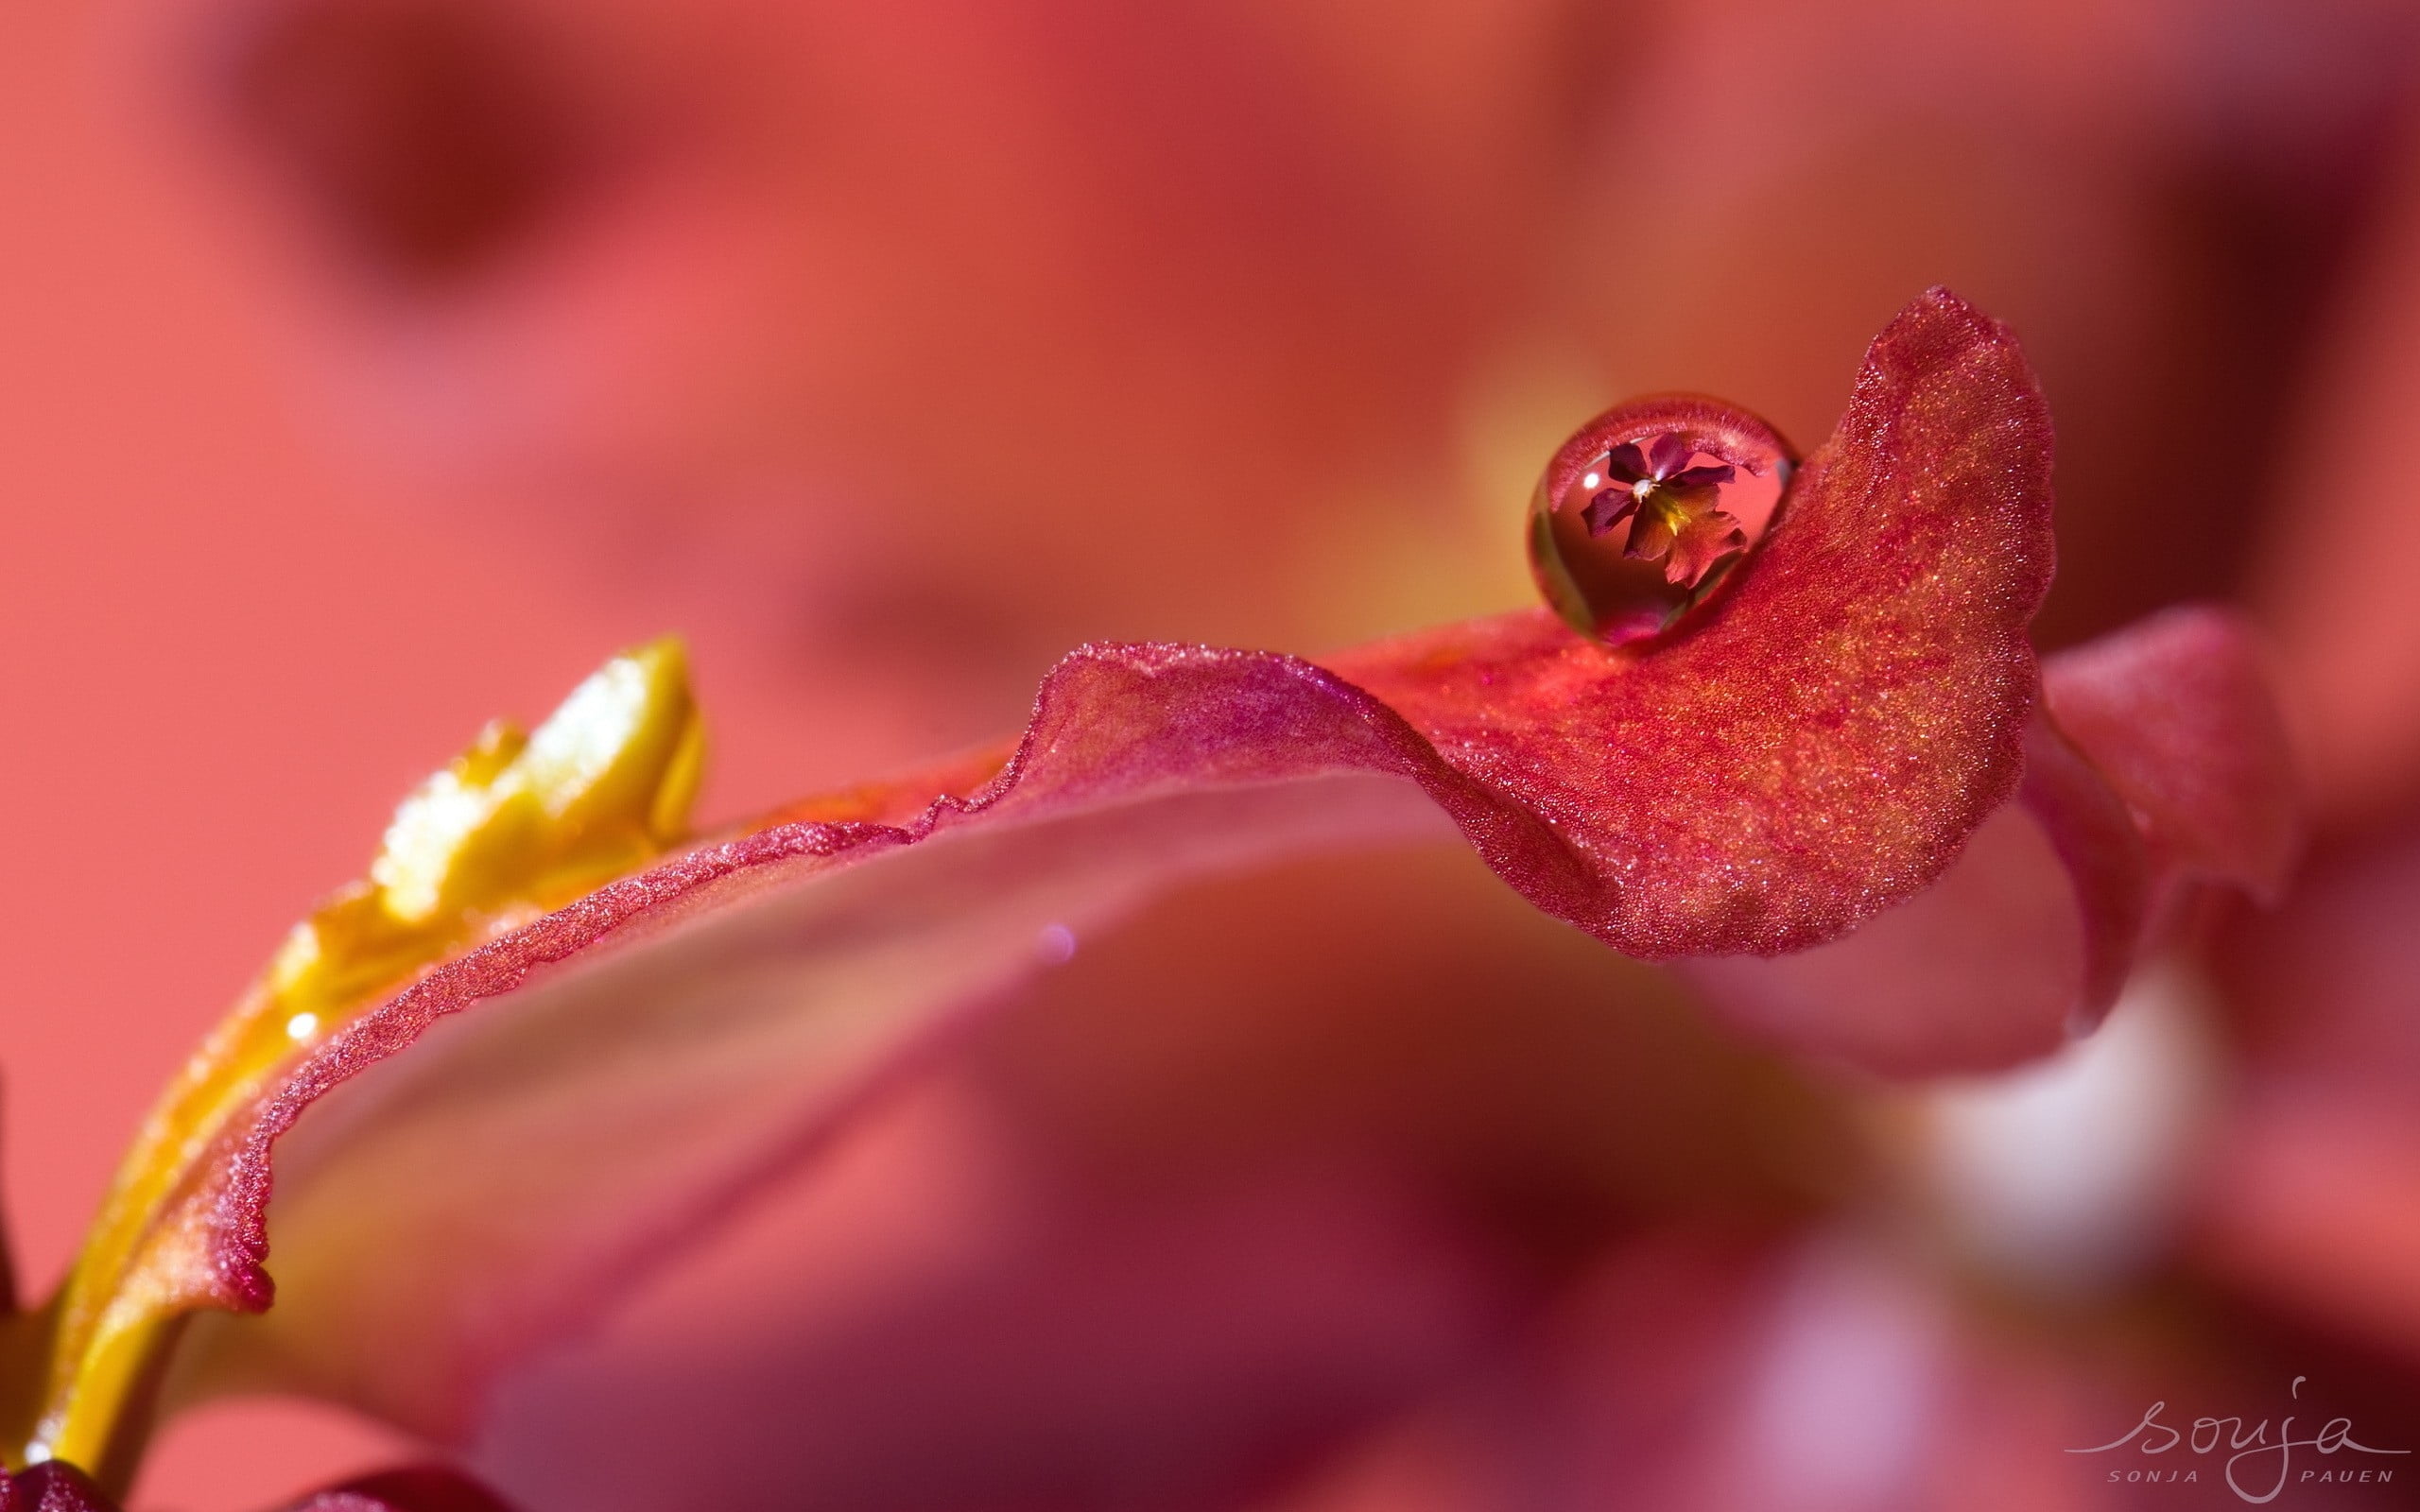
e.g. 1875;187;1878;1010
83;287;2067;1441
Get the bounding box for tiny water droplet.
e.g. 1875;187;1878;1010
1527;398;1796;648
1036;923;1077;964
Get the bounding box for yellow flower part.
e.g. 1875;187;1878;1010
13;639;704;1483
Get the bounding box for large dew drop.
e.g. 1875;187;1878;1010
1528;396;1796;648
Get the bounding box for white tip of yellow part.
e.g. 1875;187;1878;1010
366;638;702;931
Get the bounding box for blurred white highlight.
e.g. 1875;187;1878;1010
1921;963;2221;1297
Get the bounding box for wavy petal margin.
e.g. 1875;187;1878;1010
1337;287;2054;954
103;289;2064;1443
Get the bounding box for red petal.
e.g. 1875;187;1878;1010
1600;441;1651;484
2041;604;2302;902
1666;463;1738;490
1679;716;2150;1077
279;1468;519;1512
1580;487;1639;537
8;1463;116;1512
1646;432;1693;476
165;761;1458;1435
2010;714;2152;1024
1657;507;1747;587
464;1152;1529;1511
1674;601;2308;1075
132;289;2057;1432
2197;831;2420;1365
1339;286;2055;958
1621;502;1681;561
1257;1229;2125;1512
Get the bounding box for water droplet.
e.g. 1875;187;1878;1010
1528;397;1796;648
1036;923;1077;964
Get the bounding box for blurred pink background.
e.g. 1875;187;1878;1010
8;0;2420;1506
2;7;583;1502
0;5;863;1500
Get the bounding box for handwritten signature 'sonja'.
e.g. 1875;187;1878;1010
2069;1377;2409;1504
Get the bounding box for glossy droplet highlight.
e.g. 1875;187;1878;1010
1529;396;1797;647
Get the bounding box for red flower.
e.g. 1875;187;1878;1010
0;293;2299;1510
1579;434;1744;587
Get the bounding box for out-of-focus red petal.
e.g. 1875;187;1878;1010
11;1461;524;1512
2198;829;2420;1366
2198;1091;2420;1366
7;1462;115;1512
466;1147;1528;1512
2022;713;2163;1015
1264;1228;2130;1512
2042;604;2302;902
279;1467;520;1512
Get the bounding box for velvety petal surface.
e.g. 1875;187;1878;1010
1681;607;2298;1076
108;288;2055;1445
1334;286;2054;958
1679;729;2145;1077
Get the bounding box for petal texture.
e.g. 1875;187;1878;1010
1681;607;2300;1075
1678;742;2141;1077
1335;286;2056;957
118;289;2056;1440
